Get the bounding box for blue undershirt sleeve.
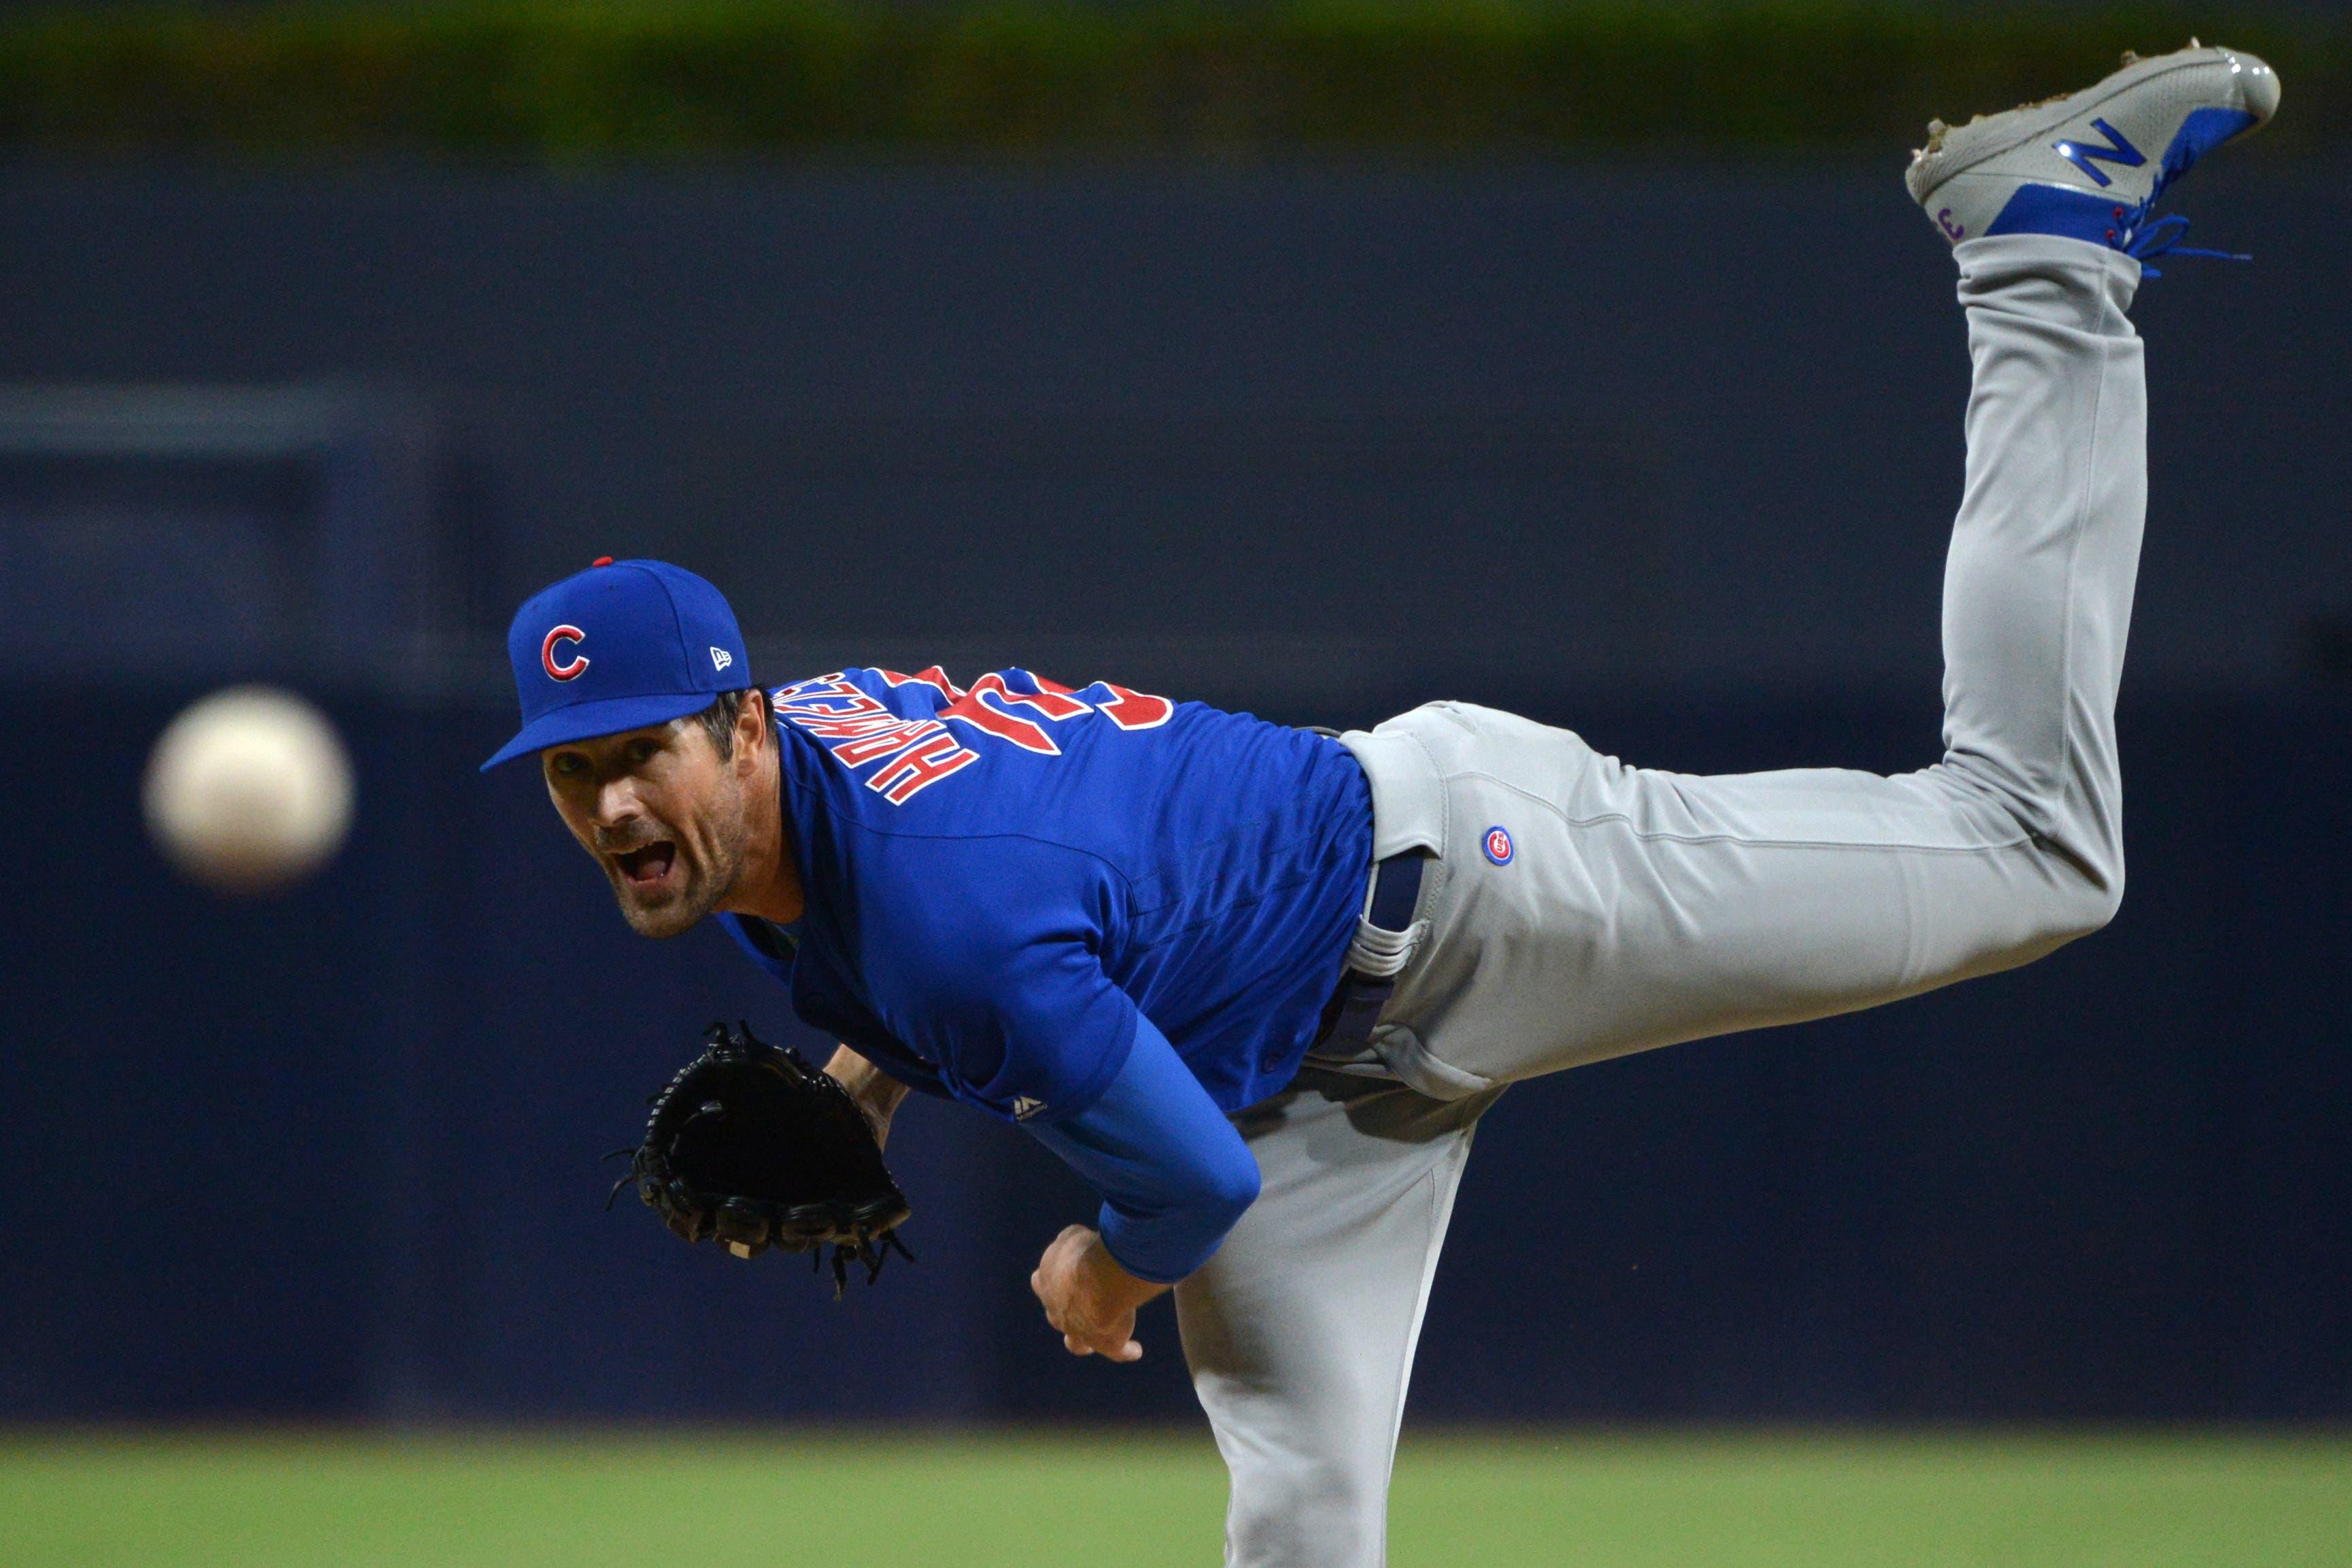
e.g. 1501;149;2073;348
1021;1013;1262;1286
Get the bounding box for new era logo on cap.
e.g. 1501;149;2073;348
482;557;752;770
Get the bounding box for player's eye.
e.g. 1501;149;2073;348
625;737;661;766
548;751;586;778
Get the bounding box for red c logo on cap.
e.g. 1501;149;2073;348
542;625;589;681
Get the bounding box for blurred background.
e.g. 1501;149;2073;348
2;1;2348;1562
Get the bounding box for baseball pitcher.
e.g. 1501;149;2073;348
486;44;2277;1567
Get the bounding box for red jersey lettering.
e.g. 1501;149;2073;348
830;718;949;767
941;689;1058;754
938;669;1103;755
972;671;1092;720
871;731;980;803
790;710;905;740
770;677;871;717
1089;682;1175;731
773;667;1175;805
880;666;966;702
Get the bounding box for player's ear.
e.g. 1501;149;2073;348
733;689;767;761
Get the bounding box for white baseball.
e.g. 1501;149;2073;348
143;686;356;894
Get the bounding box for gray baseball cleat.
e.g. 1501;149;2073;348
1906;41;2279;270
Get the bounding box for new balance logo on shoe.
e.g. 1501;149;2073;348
2054;118;2146;187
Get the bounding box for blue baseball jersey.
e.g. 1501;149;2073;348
715;667;1372;1124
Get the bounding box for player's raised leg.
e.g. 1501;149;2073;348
1176;1071;1497;1568
1345;44;2279;1096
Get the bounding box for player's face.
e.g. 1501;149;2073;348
539;717;752;939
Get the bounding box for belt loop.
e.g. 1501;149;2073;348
1366;852;1423;933
1315;851;1429;1056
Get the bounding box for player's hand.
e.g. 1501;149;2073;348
1030;1224;1163;1363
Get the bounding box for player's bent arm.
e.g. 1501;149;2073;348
822;1043;911;1150
1023;1014;1261;1285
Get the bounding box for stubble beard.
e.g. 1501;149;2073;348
608;804;749;940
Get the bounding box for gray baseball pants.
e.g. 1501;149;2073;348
1175;234;2147;1566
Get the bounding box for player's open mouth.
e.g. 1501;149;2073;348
615;841;677;886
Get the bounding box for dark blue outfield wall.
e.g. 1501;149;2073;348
3;678;2347;1425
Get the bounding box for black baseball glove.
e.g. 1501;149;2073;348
612;1020;913;1295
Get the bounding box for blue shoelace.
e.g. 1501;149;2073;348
2105;130;2249;277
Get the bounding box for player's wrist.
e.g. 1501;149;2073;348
823;1044;911;1146
1081;1229;1169;1310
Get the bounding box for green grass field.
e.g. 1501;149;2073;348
3;1428;2347;1567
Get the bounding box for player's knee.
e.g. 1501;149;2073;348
2081;867;2125;933
1226;1456;1383;1567
2031;857;2125;947
1960;773;2125;944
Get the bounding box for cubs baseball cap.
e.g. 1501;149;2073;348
481;557;751;771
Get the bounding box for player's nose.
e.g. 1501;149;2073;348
591;774;646;830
